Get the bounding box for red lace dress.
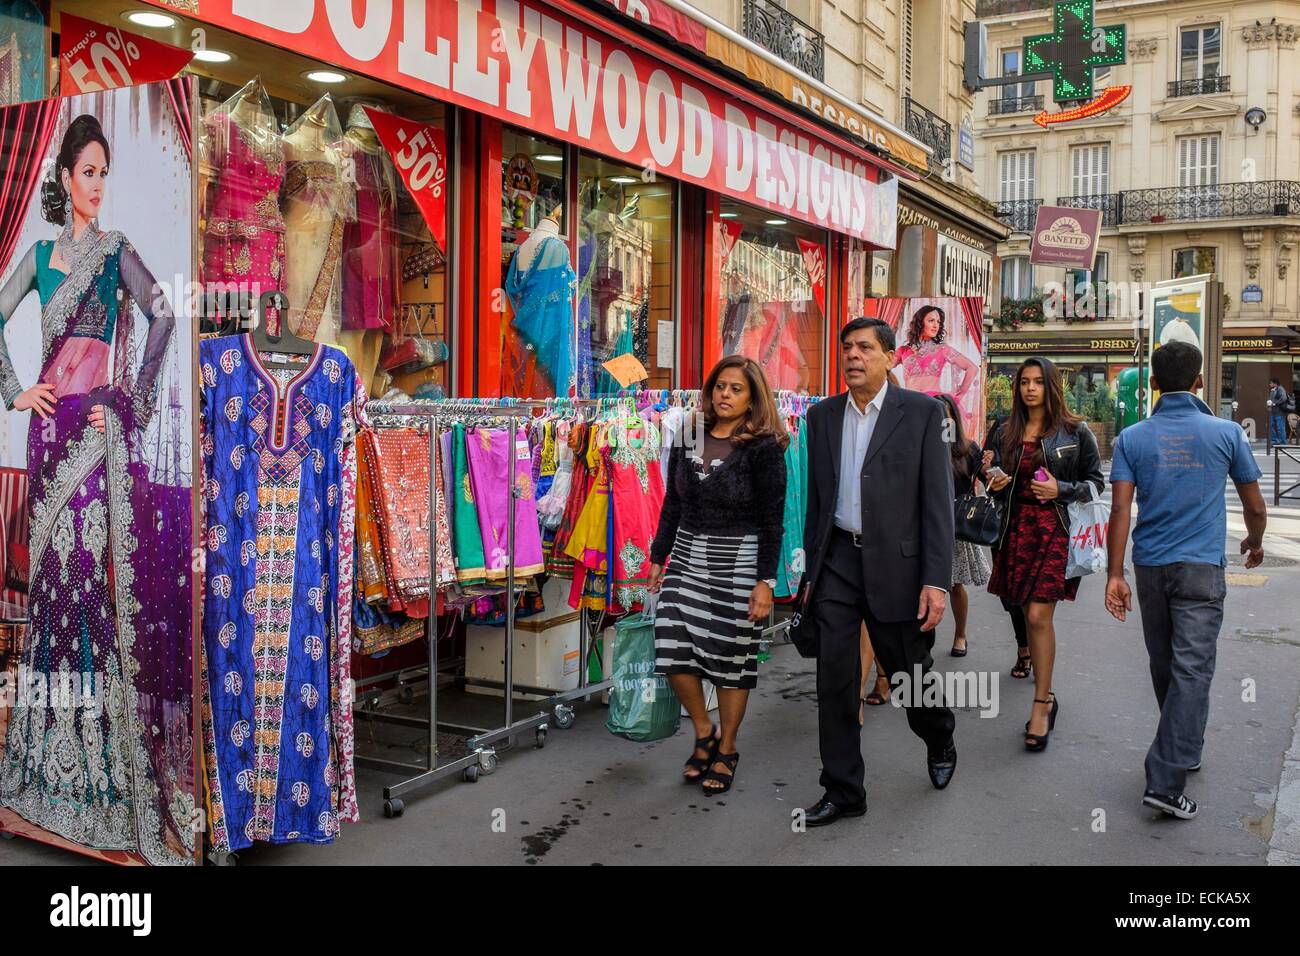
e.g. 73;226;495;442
987;441;1079;604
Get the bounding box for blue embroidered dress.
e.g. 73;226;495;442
199;334;364;852
505;232;576;397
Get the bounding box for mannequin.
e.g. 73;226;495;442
505;205;576;396
282;94;353;341
201;77;286;332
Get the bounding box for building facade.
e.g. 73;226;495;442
974;0;1300;427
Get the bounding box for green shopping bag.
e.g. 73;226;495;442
605;599;680;742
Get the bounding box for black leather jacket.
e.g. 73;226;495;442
985;420;1105;548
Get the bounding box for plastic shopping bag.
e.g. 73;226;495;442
1065;483;1110;579
605;597;680;742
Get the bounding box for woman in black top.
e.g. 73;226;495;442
936;393;990;658
648;355;788;795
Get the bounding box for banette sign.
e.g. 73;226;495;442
1029;205;1103;270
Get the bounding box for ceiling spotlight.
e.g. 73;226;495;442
304;70;347;84
535;154;563;162
609;176;638;184
720;212;738;218
124;10;177;28
192;49;234;63
764;218;788;225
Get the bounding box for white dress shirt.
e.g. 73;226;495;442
834;381;888;534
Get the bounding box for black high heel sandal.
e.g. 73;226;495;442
1011;653;1032;679
702;751;740;795
682;726;719;782
1024;694;1059;752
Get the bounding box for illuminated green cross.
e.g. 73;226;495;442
1023;0;1127;104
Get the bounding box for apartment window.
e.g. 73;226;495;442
1173;247;1216;278
1000;49;1036;100
1180;25;1222;80
1071;144;1110;197
998;150;1036;202
1177;134;1220;187
1002;256;1033;300
1066;252;1109;317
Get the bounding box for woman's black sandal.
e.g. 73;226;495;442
1011;654;1032;679
702;751;740;795
1024;694;1058;752
682;727;719;782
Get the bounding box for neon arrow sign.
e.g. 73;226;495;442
1034;84;1132;127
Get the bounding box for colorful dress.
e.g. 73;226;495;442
606;418;664;611
775;418;807;598
987;441;1078;605
0;232;191;866
466;425;545;580
565;425;611;610
202;110;286;332
200;334;366;852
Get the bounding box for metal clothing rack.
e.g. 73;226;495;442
356;397;618;818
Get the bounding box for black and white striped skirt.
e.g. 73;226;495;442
654;529;760;689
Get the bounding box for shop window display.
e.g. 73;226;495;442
578;154;674;395
716;202;825;392
501;128;571;398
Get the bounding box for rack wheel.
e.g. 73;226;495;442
535;727;548;749
383;798;404;818
478;751;498;774
463;765;479;783
554;704;576;729
399;685;415;705
207;850;237;866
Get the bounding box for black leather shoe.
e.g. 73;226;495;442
927;739;957;790
803;796;867;827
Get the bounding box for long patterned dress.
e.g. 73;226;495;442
200;334;366;852
0;231;191;865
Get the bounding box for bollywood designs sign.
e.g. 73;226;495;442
147;0;897;245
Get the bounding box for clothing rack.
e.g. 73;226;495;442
356;397;616;817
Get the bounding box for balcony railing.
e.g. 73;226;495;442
989;94;1043;116
1167;75;1231;98
976;0;1052;14
1056;193;1121;227
996;199;1043;232
1118;181;1300;224
742;0;824;81
903;96;952;165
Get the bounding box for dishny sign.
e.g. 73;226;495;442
163;0;895;245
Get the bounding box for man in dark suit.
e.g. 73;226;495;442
792;317;957;826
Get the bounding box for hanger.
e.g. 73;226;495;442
251;291;316;368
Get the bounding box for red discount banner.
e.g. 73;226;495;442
364;107;448;253
58;13;194;96
797;238;827;315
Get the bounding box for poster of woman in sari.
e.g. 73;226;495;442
864;296;986;441
0;81;195;865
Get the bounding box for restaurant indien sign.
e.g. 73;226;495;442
151;0;898;244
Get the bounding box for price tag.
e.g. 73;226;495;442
364;107;448;253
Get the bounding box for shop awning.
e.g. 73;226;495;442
143;0;909;243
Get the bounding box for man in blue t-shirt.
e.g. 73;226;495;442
1106;341;1267;821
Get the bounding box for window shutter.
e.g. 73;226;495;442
902;0;913;96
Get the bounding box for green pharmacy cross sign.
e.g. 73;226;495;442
1024;0;1126;104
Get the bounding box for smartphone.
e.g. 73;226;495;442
986;466;1008;481
1034;466;1050;482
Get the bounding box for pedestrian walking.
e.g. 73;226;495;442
790;317;956;828
648;355;788;795
1267;377;1290;446
1105;341;1267;820
984;357;1104;752
936;393;990;657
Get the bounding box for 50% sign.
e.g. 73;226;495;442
364;107;449;251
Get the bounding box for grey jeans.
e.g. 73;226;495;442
1134;562;1226;795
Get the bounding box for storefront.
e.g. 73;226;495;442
117;0;910;400
1218;332;1300;426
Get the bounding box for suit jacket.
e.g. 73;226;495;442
789;386;955;657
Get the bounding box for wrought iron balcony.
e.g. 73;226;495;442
1056;193;1121;227
903;96;952;165
989;94;1044;116
976;0;1052;14
1118;181;1300;225
996;198;1043;232
742;0;824;81
1167;75;1231;98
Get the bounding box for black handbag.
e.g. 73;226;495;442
954;471;1003;546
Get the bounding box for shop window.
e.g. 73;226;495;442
1172;247;1216;279
577;152;675;395
499;128;570;398
716;202;825;392
196;69;451;403
1001;256;1032;300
